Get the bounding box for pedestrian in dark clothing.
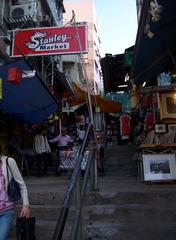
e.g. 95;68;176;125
33;127;51;177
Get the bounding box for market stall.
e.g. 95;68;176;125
59;149;89;170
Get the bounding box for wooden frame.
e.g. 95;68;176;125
142;153;176;182
160;92;176;119
168;124;176;132
155;123;167;134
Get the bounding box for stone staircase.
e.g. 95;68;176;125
8;144;176;240
9;177;74;240
84;144;176;240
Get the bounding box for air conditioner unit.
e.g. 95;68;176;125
10;2;37;21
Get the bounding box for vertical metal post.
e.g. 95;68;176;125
74;173;82;240
71;10;98;191
51;57;54;86
93;147;98;191
71;10;94;126
41;55;44;76
90;142;98;191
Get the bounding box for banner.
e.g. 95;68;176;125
12;25;88;57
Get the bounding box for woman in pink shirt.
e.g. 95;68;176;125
0;145;30;240
49;127;73;175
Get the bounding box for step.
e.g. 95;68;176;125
15;204;89;222
10;219;56;240
85;221;176;240
93;189;176;205
87;203;176;223
10;217;76;240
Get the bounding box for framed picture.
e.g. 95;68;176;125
155;123;166;134
160;92;176;119
168;124;176;132
142;153;176;182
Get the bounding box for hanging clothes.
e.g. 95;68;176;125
144;111;154;132
119;114;131;139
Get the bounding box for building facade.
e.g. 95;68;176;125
0;0;65;74
63;0;103;94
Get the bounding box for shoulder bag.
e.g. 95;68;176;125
6;157;21;202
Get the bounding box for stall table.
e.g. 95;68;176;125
59;149;89;170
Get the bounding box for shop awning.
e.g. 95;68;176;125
0;59;60;123
91;94;122;112
131;0;176;85
69;82;122;113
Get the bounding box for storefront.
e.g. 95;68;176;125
131;0;176;183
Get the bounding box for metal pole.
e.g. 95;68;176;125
71;173;82;240
71;10;94;126
71;10;98;191
90;142;98;191
51;57;54;86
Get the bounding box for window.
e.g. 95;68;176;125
93;23;97;33
94;60;98;73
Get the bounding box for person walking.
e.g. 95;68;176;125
0;144;30;240
49;127;73;176
33;126;51;177
77;125;85;144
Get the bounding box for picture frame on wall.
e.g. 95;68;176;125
168;124;176;132
155;123;166;134
142;153;176;182
160;92;176;119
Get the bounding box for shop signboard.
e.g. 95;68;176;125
12;25;88;57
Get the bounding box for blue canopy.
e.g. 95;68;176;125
0;59;60;123
131;0;176;85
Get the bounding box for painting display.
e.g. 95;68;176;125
142;153;176;181
155;124;166;134
168;124;176;132
160;92;176;119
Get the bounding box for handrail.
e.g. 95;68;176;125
70;148;93;240
52;122;95;240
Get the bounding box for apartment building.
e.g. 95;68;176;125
0;0;65;81
63;0;103;94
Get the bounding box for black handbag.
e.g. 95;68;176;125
6;157;21;202
16;217;36;240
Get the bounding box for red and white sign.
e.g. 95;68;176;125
12;25;88;57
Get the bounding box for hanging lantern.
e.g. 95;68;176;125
8;67;22;84
0;78;2;100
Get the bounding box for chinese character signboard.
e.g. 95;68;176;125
12;25;88;57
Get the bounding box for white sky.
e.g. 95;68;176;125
93;0;138;56
64;0;138;56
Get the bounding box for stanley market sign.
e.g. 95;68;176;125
12;25;88;57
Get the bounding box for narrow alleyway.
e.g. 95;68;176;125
8;143;176;240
